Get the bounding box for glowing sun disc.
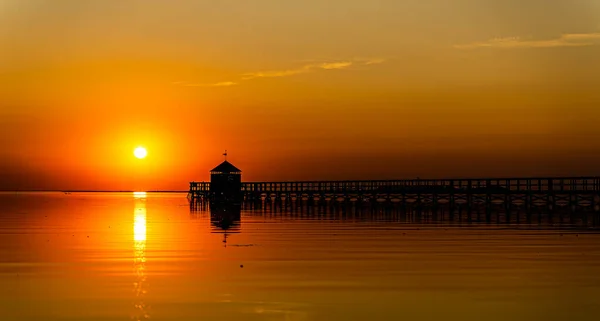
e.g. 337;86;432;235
134;147;148;159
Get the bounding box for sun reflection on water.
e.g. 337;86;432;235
134;208;147;242
133;191;147;199
133;193;149;320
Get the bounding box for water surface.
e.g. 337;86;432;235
1;192;599;321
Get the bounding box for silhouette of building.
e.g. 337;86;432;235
209;157;242;205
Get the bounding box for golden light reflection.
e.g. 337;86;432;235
133;191;147;199
134;206;147;242
133;194;149;320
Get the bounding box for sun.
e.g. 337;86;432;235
134;147;148;159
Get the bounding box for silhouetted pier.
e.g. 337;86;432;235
188;158;600;227
190;176;600;213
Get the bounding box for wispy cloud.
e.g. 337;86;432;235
242;58;380;80
174;81;238;87
454;32;600;49
175;57;386;87
240;68;311;80
363;58;385;65
318;61;354;70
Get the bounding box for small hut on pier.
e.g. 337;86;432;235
209;160;242;204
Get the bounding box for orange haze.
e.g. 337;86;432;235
1;1;600;190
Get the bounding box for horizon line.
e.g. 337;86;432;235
0;190;188;193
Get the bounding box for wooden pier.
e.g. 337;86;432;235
189;176;600;212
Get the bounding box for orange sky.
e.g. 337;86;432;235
1;1;600;191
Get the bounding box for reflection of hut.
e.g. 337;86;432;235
210;160;242;205
211;204;241;230
210;203;241;246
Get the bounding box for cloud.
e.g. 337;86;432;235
317;61;353;70
358;58;386;65
241;68;311;80
454;32;600;49
176;57;385;87
242;58;384;80
176;81;238;87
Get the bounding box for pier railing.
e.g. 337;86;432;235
189;182;210;193
190;177;600;194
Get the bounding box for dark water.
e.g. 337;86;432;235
1;192;600;321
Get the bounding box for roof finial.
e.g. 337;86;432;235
223;150;227;161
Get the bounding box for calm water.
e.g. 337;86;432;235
1;192;600;321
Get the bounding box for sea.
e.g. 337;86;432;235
1;192;600;321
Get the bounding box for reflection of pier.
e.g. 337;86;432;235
211;203;241;230
241;198;599;228
190;200;600;229
209;203;241;247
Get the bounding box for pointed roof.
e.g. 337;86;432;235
210;161;241;174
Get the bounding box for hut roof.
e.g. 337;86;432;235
210;161;242;174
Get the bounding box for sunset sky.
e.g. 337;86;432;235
1;0;600;191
